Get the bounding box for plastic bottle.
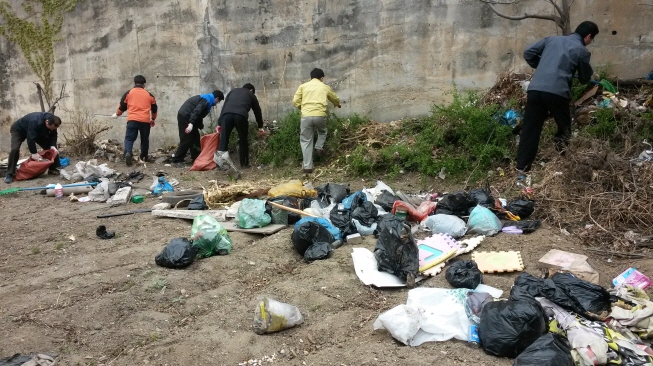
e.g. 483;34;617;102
468;324;481;348
54;183;64;199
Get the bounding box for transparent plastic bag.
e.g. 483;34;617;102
190;215;232;257
254;298;304;334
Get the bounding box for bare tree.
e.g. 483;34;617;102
478;0;574;35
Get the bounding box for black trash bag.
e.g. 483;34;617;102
508;220;541;234
344;191;367;211
510;273;579;309
291;221;335;256
506;199;535;219
304;242;333;262
316;183;350;206
96;225;115;239
188;195;208;210
351;201;379;226
551;272;612;316
435;192;475;217
155;238;196;269
374;214;419;283
375;190;399;212
513;333;574;366
445;260;483;289
330;205;357;238
479;299;548;358
469;187;494;208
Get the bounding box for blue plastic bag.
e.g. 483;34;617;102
153;176;174;195
500;109;522;128
59;157;70;168
466;205;502;236
294;217;342;241
341;191;367;210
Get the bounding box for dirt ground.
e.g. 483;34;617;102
1;162;652;366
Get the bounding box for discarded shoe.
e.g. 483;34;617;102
4;174;12;184
125;153;133;167
96;225;115;239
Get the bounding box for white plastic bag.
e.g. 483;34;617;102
423;214;467;238
373;288;473;346
467;205;502;236
374;180;395;197
254;298;304;334
88;179;111;202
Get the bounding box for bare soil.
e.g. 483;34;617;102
1;162;651;366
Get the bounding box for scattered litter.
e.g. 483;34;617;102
190;215;232;257
131;194;144;204
268;180;317;198
422;214;467;238
106;186;131;204
475;283;503;298
187;194;208;210
613;267;651;290
292;220;334;256
152;176;174;196
351;248;425;288
96;225;115;240
155;238;196;269
466;205;502;236
445;260;483;289
254;298;304;334
374;215;419;286
346;233;362;245
471;251;524;273
237;199;271;229
417;233;459;272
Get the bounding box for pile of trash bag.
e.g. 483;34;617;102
291;220;334;261
374;214;419;285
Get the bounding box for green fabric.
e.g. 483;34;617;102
190;215;232;257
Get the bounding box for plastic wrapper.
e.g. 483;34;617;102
391;200;436;222
422;214;467;238
466;205;502;236
464;291;493;324
237;198;271;228
268;180;317;198
254;298;304;334
342;191;367;211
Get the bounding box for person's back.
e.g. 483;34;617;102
220;88;261;119
120;86;157;122
525;33;592;99
296;79;337;117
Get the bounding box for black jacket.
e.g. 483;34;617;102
219;88;264;128
178;95;212;129
11;112;57;153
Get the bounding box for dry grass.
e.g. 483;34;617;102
480;71;531;109
62;110;111;157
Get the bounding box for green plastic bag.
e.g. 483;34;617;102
190;215;232;257
237;198;272;228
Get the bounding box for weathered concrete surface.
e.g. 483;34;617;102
1;0;652;150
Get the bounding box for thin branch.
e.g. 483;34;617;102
546;0;565;17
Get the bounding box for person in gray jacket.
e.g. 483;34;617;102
516;21;599;179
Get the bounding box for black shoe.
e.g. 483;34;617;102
96;225;115;239
125;153;133;167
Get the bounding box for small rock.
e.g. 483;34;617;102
180;289;187;295
93;324;103;330
303;351;308;355
280;350;285;354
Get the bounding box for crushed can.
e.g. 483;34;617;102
468;324;480;348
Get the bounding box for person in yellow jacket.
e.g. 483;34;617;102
292;68;341;174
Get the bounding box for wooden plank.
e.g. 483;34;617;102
220;221;287;234
152;209;227;221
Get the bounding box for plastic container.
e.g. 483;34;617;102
131;195;144;204
253;298;304;334
45;182;95;197
54;183;64;199
613;268;651;289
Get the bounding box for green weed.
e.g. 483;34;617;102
585;108;617;139
150;278;168;291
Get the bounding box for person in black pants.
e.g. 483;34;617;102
5;112;61;183
516;21;599;182
215;83;264;169
172;90;224;167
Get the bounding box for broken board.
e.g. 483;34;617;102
152;209;227;221
472;251;524;273
220;221;287;235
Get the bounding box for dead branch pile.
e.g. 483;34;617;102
62;111;111;157
534;138;653;251
203;180;276;208
480;71;531;108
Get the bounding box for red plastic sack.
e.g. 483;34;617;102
15;150;57;181
190;132;220;171
391;200;436;222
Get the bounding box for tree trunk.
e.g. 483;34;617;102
35;83;45;112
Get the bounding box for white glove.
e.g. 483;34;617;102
50;146;58;153
111;113;118;119
185;123;193;134
31;153;41;160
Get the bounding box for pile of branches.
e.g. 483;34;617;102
203;181;274;208
480;71;531;109
534;138;653;252
62;111;111;156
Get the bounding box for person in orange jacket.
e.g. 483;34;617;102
112;75;158;166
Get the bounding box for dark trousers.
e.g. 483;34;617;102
7;129;60;176
172;113;201;163
516;90;572;171
218;113;250;167
124;121;151;159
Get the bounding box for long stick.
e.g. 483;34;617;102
97;209;152;218
267;201;319;217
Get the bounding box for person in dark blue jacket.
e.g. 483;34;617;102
171;90;224;166
516;21;599;181
5;112;61;183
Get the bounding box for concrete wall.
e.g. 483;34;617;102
1;0;652;150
